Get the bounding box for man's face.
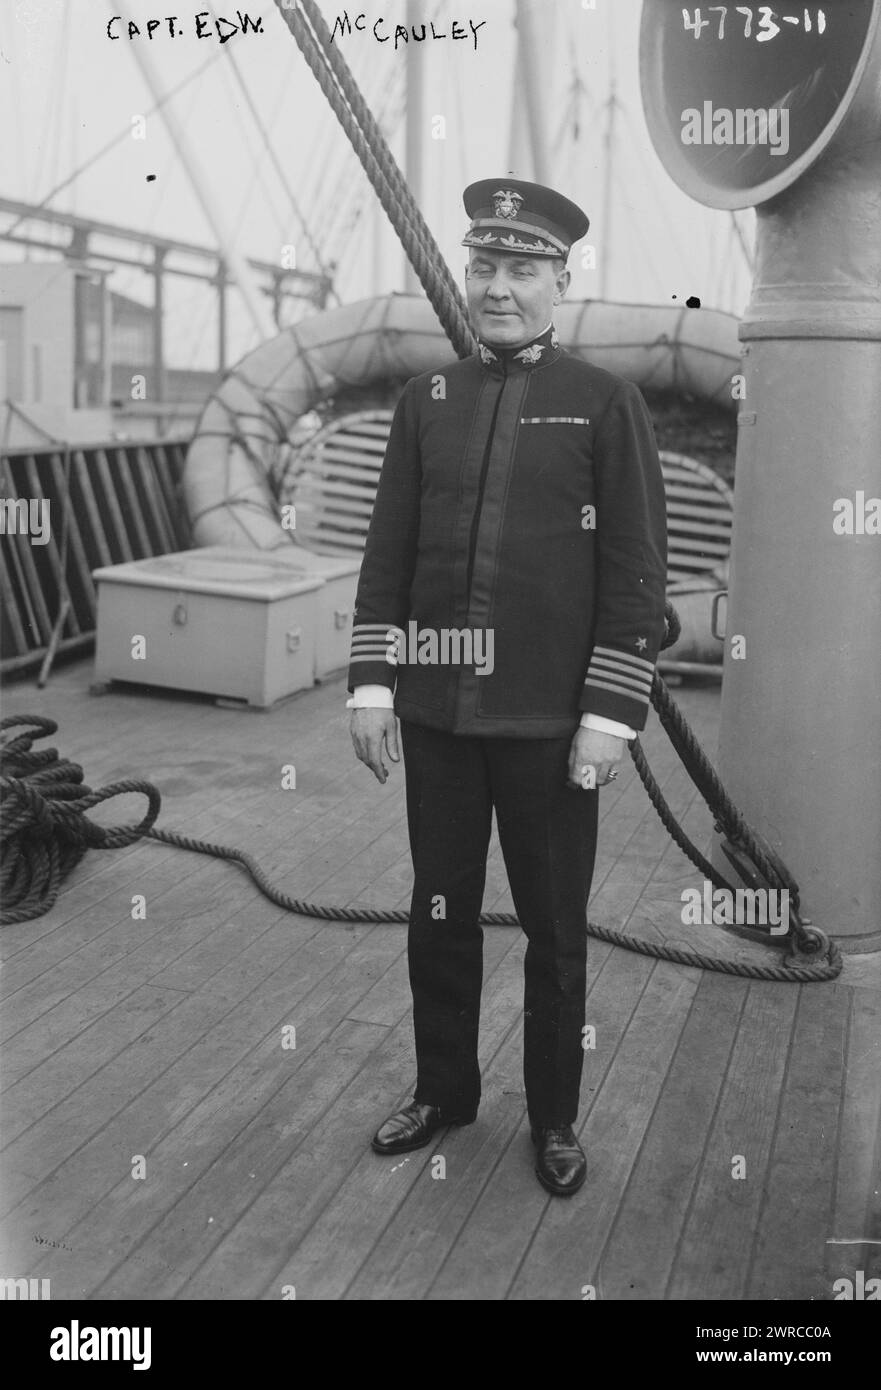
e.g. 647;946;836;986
465;249;569;348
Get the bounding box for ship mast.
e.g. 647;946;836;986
513;0;555;183
599;8;617;300
403;0;425;293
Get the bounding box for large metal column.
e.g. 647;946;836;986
640;0;881;950
720;126;881;951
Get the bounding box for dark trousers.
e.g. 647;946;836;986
400;719;599;1127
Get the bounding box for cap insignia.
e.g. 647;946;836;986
492;188;524;221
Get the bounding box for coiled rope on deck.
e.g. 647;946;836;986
0;716;161;925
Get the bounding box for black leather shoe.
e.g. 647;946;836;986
371;1101;475;1155
530;1124;587;1196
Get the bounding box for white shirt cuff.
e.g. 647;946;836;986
580;712;637;740
346;684;395;709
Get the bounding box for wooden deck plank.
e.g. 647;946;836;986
80;926;430;1299
440;958;696;1301
419;947;657;1302
5;926;401;1289
179;1017;430;1301
0;918;356;1242
137;799;406;997
89;1019;393;1301
340;943;617;1301
0;908;327;1151
746;983;852;1300
0;984;194;1156
827;988;881;1286
665;981;801;1299
180;930;532;1300
577;972;749;1299
0;911;329;1150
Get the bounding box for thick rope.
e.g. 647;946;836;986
0;711;842;980
0;716;161;925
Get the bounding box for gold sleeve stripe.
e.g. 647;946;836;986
583;676;651;703
591;644;656;674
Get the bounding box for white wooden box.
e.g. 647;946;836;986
273;548;361;680
92;548;323;707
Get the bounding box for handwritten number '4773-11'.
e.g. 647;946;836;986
682;8;826;40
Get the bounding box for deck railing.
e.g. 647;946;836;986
0;438;192;679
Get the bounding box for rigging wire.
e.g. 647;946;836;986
296;37;383;236
45;1;72;212
450;46;467;224
315;65;406;259
302;4;416;226
294;0;396;213
224;43;334;288
109;78;204;302
609;165;668;303
1;9;29;207
27;10;68;205
553;7;598;162
216;51;290;253
146;62;314;436
314;0;447;289
326;93;407;299
618;101;706;285
2;38;238;238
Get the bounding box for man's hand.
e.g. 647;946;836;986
350;707;400;784
567;728;625;790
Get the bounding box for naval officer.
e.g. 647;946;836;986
347;178;667;1195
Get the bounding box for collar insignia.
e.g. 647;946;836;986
492;188;524;221
513;342;545;365
477;325;559;370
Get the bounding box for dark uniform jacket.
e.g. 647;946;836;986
347;322;667;737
